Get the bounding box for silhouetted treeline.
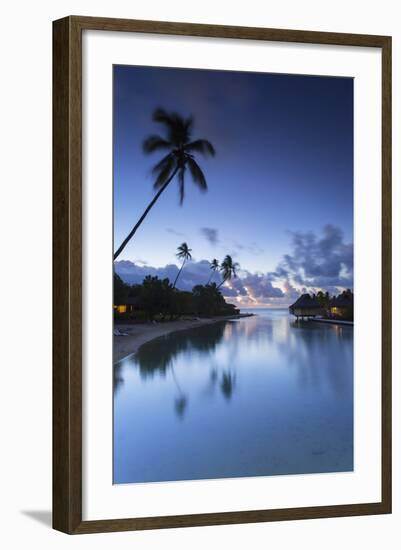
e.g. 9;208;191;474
114;274;239;320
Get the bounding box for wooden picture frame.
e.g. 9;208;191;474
53;15;392;534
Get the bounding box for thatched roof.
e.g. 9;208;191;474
331;291;353;308
289;293;322;310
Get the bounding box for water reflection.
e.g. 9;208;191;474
134;321;227;379
114;310;353;484
220;370;236;400
170;364;188;419
113;361;124;394
174;395;188;418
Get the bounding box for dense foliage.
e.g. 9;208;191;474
314;289;354;320
114;274;239;321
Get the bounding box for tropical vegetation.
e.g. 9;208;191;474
218;255;239;288
206;258;219;285
114;108;216;260
289;289;354;321
114;274;239;321
114;240;242;321
173;242;192;288
112;107;245;321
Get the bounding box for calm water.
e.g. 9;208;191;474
113;309;353;484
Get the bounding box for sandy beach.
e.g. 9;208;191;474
114;314;251;364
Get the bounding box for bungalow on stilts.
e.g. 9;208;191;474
289;293;325;320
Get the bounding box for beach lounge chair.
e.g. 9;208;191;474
114;328;128;336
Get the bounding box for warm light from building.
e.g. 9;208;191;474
115;305;127;313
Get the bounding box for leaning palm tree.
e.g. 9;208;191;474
206;258;220;285
173;242;192;288
217;255;240;289
113;108;216;260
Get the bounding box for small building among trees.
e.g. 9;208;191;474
114;296;138;315
289;289;354;322
330;289;353;320
289;294;326;319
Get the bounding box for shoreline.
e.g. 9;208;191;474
309;318;354;326
114;313;253;364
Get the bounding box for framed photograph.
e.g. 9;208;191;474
53;16;392;534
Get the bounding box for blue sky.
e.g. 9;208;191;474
113;65;353;306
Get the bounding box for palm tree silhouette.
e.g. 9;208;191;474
217;255;240;289
173;242;192;289
206;258;220;285
170;364;188;419
113;108;216;260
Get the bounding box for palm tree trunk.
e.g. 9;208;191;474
170;364;184;395
206;272;214;285
217;277;227;289
173;259;186;288
113;166;179;260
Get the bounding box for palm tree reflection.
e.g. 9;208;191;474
220;370;236;400
171;364;188;419
134;321;227;378
206;366;236;401
129;321;229;416
174;396;188;418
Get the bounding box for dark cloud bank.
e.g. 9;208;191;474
115;225;353;306
273;224;353;293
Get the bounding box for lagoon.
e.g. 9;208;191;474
113;309;353;484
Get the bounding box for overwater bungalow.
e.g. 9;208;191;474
330;290;354;319
289;294;325;320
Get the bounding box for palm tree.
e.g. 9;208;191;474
206;258;220;285
217;255;239;289
113;108;216;260
173;242;192;289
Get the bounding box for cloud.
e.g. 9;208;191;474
272;224;353;292
220;286;238;297
265;279;301;306
115;259;217;292
233;241;264;256
115;259;286;305
221;271;284;301
115;224;352;307
166;227;185;237
200;227;219;246
133;258;148;266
